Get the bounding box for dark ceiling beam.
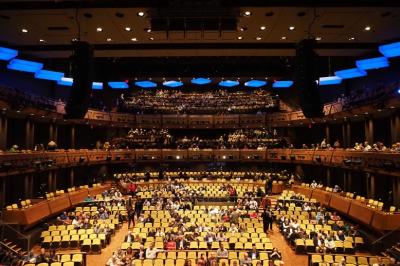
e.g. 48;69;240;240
0;0;399;10
9;42;379;52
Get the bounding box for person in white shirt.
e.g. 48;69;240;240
145;242;164;259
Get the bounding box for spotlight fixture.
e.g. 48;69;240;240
288;26;295;31
39;39;46;43
281;36;287;40
256;36;262;41
137;11;145;17
146;28;152;33
364;26;371;31
315;36;322;41
96;27;103;32
349;37;355;41
239;27;247;32
106;38;112;42
243;10;251;17
131;37;137;42
237;36;243;40
125;27;131;31
21;28;28;33
260;26;266;30
149;37;154;41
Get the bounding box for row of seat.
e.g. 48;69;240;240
118;258;276;266
121;241;274;251
41;233;106;250
296;239;356;254
310;253;392;266
115;172;269;178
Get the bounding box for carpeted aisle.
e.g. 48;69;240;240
268;223;308;266
86;222;129;265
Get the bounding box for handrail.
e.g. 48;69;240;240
0;222;30;252
371;222;400;245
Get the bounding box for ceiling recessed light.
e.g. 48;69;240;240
96;27;103;32
125;27;131;31
256;36;262;41
281;36;287;40
364;26;371;31
131;37;137;42
315;36;322;41
244;11;251;17
289;26;295;31
137;11;145;17
237;36;243;40
21;28;28;33
349;37;355;40
260;26;266;31
106;38;112;42
149;37;154;41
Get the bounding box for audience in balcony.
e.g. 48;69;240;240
120;89;279;115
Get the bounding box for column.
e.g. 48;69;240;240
347;171;353;192
24;174;34;199
392;177;400;208
49;120;58;143
342;118;351;148
25;118;35;149
326;168;332;187
325;123;331;145
390;110;400;144
70;125;76;149
47;171;56;192
0;114;8;150
69;168;75;187
364;115;374;144
0;178;6;209
366;173;376;199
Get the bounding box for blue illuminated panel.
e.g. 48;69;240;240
57;77;73;86
0;47;18;61
92;82;103;90
191;78;212;85
219;80;239;87
318;76;342;86
135;80;157;88
244;80;267;88
7;59;43;73
379;41;400;58
356;57;389;70
108;81;129;89
273;80;293;88
334;68;367;79
35;70;64;81
163;80;183;87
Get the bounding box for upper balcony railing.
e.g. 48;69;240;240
0;148;399;177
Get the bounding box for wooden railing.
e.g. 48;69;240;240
292;185;400;232
0;149;399;177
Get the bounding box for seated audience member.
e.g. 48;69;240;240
145;242;164;259
240;253;253;266
248;244;259;260
216;242;228;258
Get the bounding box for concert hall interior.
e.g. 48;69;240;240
1;1;400;266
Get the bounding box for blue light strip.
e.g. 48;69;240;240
92;82;103;90
57;77;73;86
318;76;342;86
273;80;293;88
108;81;129;89
244;80;267;88
379;41;400;58
356;57;389;70
219;80;239;87
34;70;64;81
135;80;157;88
334;68;367;79
163;80;183;87
0;47;18;61
7;59;43;73
191;78;212;85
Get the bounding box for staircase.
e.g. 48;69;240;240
0;238;27;256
